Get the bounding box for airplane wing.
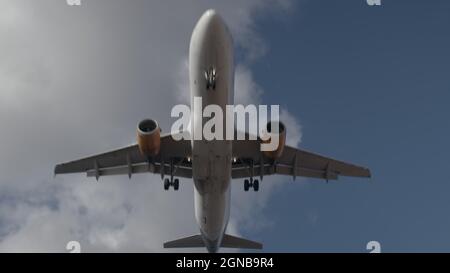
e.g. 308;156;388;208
54;133;192;179
231;139;371;181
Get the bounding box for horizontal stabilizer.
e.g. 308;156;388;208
164;235;204;248
163;234;263;250
221;234;263;249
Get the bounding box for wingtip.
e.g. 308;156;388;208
54;164;61;177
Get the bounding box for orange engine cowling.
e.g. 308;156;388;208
262;121;286;159
137;119;161;156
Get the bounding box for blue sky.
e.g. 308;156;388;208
242;0;450;252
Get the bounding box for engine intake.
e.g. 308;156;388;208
137;119;161;156
262;121;286;159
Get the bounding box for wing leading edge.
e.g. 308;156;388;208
55;133;370;182
54;133;192;179
231;139;371;181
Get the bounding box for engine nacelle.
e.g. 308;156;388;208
137;119;161;156
262;121;286;159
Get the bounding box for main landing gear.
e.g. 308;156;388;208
163;158;179;191
243;159;260;192
164;178;179;191
244;178;259;192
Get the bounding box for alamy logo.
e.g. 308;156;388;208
66;241;81;253
366;241;381;253
171;97;282;152
366;0;381;6
66;0;81;6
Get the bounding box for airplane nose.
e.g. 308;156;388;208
199;9;227;36
203;9;220;24
190;9;232;57
204;9;218;19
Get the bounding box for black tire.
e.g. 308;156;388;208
174;179;179;191
164;178;170;190
253;179;259;192
244;179;250;191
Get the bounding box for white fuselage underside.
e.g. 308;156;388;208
189;10;234;253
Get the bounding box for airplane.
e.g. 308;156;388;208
54;9;371;253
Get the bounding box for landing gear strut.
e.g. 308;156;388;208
243;159;260;192
163;158;179;191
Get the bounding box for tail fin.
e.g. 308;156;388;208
221;234;262;249
163;234;262;250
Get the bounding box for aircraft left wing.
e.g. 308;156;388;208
54;133;193;179
232;139;371;181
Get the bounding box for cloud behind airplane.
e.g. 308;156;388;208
0;0;300;252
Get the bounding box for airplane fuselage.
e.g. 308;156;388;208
189;10;234;253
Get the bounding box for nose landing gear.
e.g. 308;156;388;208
205;67;216;90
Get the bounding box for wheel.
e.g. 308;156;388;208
174;179;179;191
164;178;170;190
244;179;250;191
253;179;259;192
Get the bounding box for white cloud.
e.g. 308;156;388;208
0;0;300;252
234;65;264;106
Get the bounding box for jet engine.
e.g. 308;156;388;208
262;121;286;159
137;119;161;156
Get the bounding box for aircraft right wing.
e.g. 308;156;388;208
232;139;371;181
